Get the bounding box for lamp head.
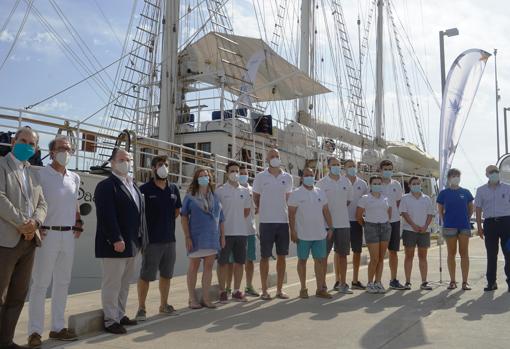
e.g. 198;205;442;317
444;28;459;37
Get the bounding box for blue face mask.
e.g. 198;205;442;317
371;184;382;193
346;167;357;177
239;175;249;185
197;176;209;187
410;184;422;193
303;176;315;186
488;172;500;183
330;166;341;176
12;143;35;162
382;170;393;178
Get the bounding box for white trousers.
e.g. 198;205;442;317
28;231;75;335
101;257;136;327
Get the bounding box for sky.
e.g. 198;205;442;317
0;0;508;193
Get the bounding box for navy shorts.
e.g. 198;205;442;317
350;221;363;253
218;236;247;265
388;221;401;252
259;223;289;258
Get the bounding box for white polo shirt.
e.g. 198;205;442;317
357;193;390;224
347;176;369;221
253;169;293;223
317;175;352;228
215;182;252;236
382;179;403;222
399;193;435;232
242;183;257;236
288;186;328;241
38;165;80;227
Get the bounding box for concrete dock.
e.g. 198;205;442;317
13;238;510;349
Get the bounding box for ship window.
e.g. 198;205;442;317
183;143;196;164
198;142;211;154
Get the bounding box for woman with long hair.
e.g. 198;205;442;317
181;168;225;309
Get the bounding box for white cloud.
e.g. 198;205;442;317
0;30;14;42
34;98;72;114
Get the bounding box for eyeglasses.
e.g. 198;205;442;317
55;147;75;154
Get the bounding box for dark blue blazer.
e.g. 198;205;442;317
94;175;143;258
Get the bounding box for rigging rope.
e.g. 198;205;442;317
0;0;21;34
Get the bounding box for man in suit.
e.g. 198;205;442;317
0;127;47;349
95;148;147;334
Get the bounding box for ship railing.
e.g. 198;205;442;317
0;106;268;188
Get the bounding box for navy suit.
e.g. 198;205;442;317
94;175;143;258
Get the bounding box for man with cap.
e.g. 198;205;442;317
475;165;510;292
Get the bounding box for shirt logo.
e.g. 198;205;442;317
357;186;361;190
149;195;157;199
502;194;505;199
282;180;286;185
343;187;346;190
240;194;244;198
460;194;465;199
318;198;322;202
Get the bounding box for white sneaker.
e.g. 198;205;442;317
338;283;354;294
366;282;378;294
375;282;386;294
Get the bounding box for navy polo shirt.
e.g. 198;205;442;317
140;180;182;243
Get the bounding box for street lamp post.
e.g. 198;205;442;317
439;28;459;94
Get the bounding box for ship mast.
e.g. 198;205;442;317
159;0;180;143
374;0;384;146
298;0;314;118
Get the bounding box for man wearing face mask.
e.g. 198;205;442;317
289;168;334;299
345;159;368;290
253;148;293;300
216;162;252;302
0;127;47;349
27;136;82;347
379;160;405;290
94;149;148;334
317;157;353;294
475;165;510;292
135;156;181;321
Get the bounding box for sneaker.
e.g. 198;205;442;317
351;281;366;290
404;282;412;290
135;308;147;321
27;333;42;348
420;282;433;291
232;290;248;302
299;288;309;299
159;304;177;315
49;328;78;341
105;323;127;334
375;282;386;294
315;289;333;299
366;282;378;294
119;316;137;326
245;286;260;297
338;283;353;294
225;287;232;295
219;291;229;303
333;281;341;291
389;279;406;290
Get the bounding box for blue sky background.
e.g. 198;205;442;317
0;0;509;193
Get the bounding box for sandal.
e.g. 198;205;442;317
200;300;217;309
462;282;472;291
260;292;272;301
275;292;290;299
447;281;457;290
188;300;202;309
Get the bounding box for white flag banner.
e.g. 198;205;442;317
439;49;491;190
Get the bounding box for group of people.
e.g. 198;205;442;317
0;128;509;349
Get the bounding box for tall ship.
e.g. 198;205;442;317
0;0;439;294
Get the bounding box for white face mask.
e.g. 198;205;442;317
449;176;460;186
228;172;239;182
156;165;169;179
114;160;130;176
54;152;70;167
269;157;281;168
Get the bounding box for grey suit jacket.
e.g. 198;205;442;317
0;154;47;248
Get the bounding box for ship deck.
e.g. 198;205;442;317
14;237;510;349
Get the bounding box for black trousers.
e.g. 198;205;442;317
483;216;510;286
